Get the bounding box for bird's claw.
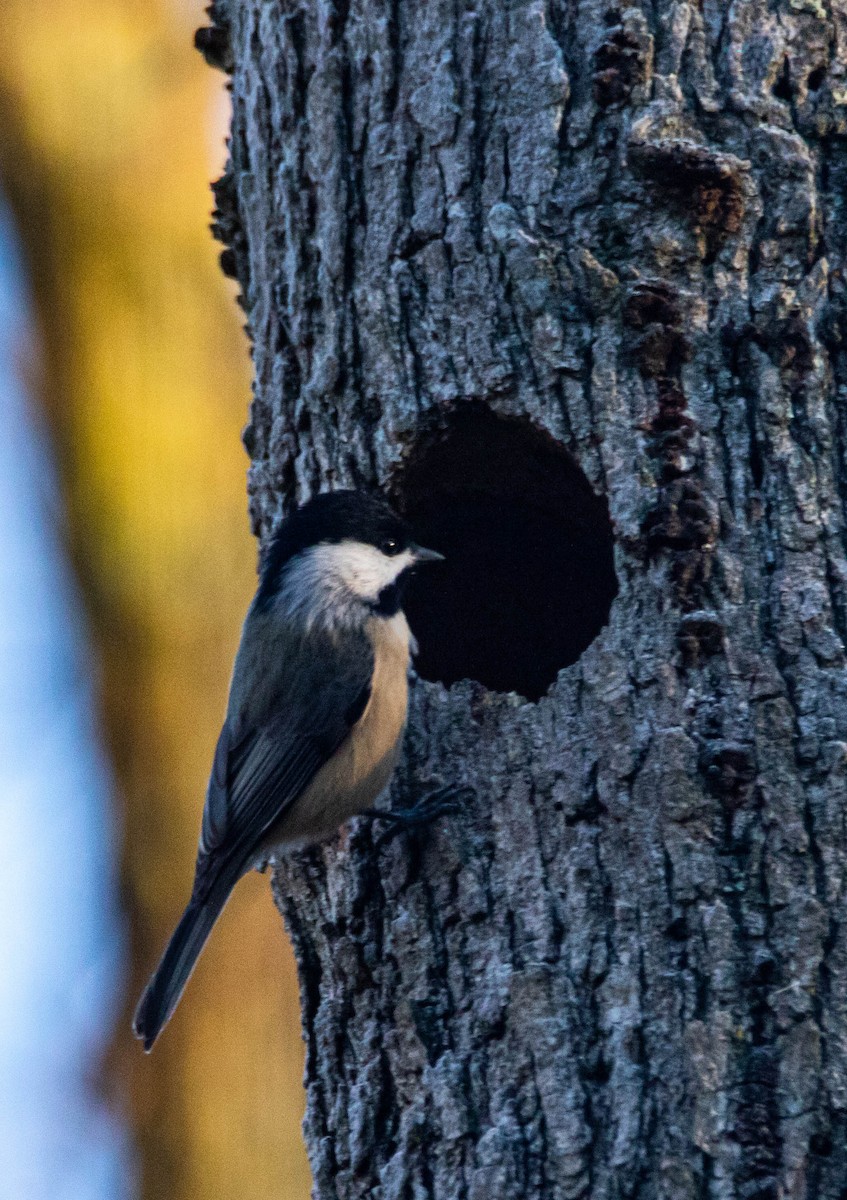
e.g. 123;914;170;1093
360;783;473;841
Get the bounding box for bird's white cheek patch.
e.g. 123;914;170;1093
312;542;415;600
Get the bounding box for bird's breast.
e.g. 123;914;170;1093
346;611;411;790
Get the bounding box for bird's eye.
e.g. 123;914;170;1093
381;538;401;556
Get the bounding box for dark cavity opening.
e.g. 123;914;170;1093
807;65;826;92
391;408;618;702
772;58;793;102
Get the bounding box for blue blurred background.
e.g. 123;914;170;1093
0;201;131;1199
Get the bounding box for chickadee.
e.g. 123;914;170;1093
133;489;450;1050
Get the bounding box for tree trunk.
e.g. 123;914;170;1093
207;0;847;1196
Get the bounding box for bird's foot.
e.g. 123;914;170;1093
360;784;473;841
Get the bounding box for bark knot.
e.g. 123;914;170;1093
629;135;749;259
195;2;233;74
592;11;653;109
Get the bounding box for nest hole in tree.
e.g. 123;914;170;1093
391;408;618;702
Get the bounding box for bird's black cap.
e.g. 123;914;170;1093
256;490;412;608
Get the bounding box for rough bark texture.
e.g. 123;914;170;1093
207;0;847;1196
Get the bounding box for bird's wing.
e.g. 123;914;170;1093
194;622;374;894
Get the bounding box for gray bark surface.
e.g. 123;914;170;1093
204;1;847;1196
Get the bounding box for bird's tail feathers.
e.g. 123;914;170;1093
133;867;239;1052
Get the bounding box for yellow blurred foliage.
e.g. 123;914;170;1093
0;1;311;1197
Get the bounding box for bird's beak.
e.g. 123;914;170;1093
411;544;445;564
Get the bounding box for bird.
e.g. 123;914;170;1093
133;488;454;1050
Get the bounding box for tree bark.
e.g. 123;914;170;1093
208;0;847;1196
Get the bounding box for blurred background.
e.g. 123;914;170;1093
0;1;311;1197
